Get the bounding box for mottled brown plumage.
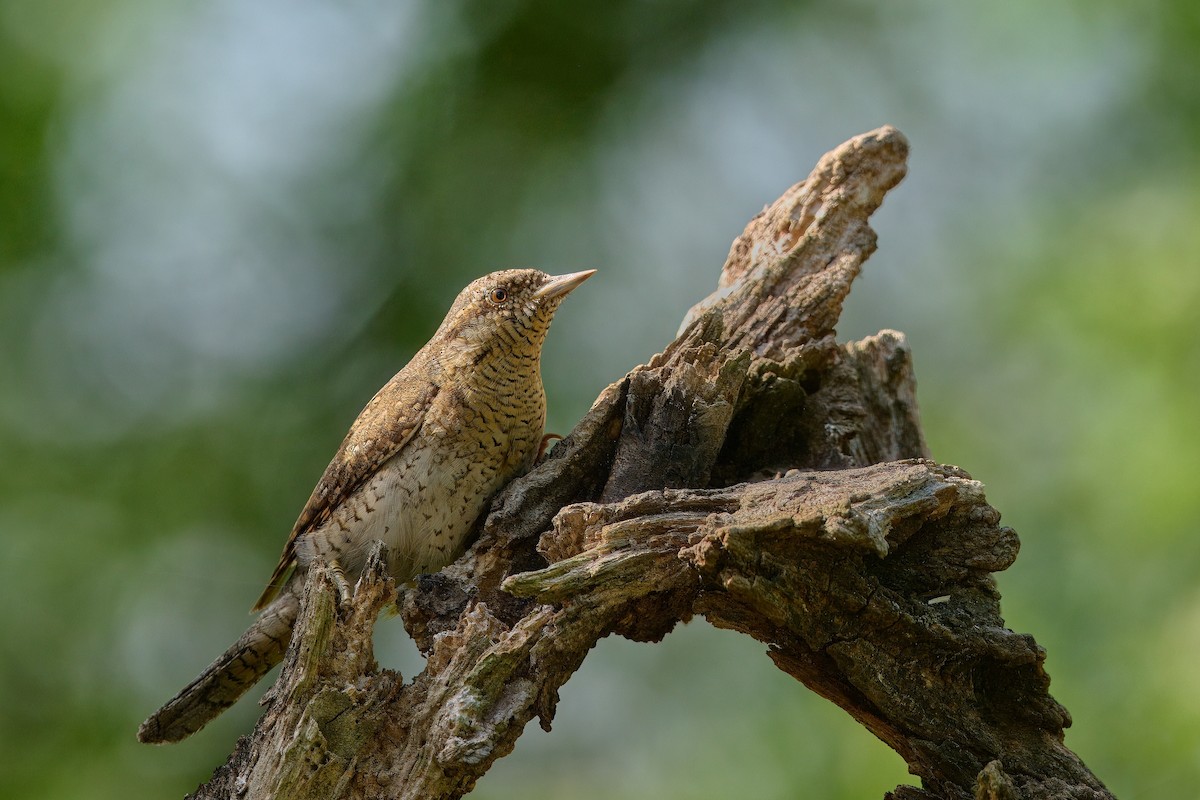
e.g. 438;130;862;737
138;268;593;744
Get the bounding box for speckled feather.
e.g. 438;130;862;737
138;268;593;744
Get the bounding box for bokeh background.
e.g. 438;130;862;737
1;1;1197;797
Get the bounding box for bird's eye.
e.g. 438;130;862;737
489;287;509;305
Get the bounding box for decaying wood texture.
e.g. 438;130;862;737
188;127;1113;800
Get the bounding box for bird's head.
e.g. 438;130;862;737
435;268;595;353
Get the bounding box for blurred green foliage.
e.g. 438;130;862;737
1;1;1197;797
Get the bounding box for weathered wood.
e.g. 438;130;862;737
187;127;1112;800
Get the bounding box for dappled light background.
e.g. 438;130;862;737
1;1;1197;797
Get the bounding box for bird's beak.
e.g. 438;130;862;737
534;269;596;300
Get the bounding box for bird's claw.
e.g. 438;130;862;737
537;433;562;463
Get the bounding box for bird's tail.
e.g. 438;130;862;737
137;588;299;744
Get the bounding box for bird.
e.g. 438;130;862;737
137;268;595;744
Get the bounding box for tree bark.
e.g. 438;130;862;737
188;126;1113;800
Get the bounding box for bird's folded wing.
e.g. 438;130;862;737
252;366;439;611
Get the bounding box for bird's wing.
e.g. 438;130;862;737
251;364;439;611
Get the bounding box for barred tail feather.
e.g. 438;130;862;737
137;588;299;744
